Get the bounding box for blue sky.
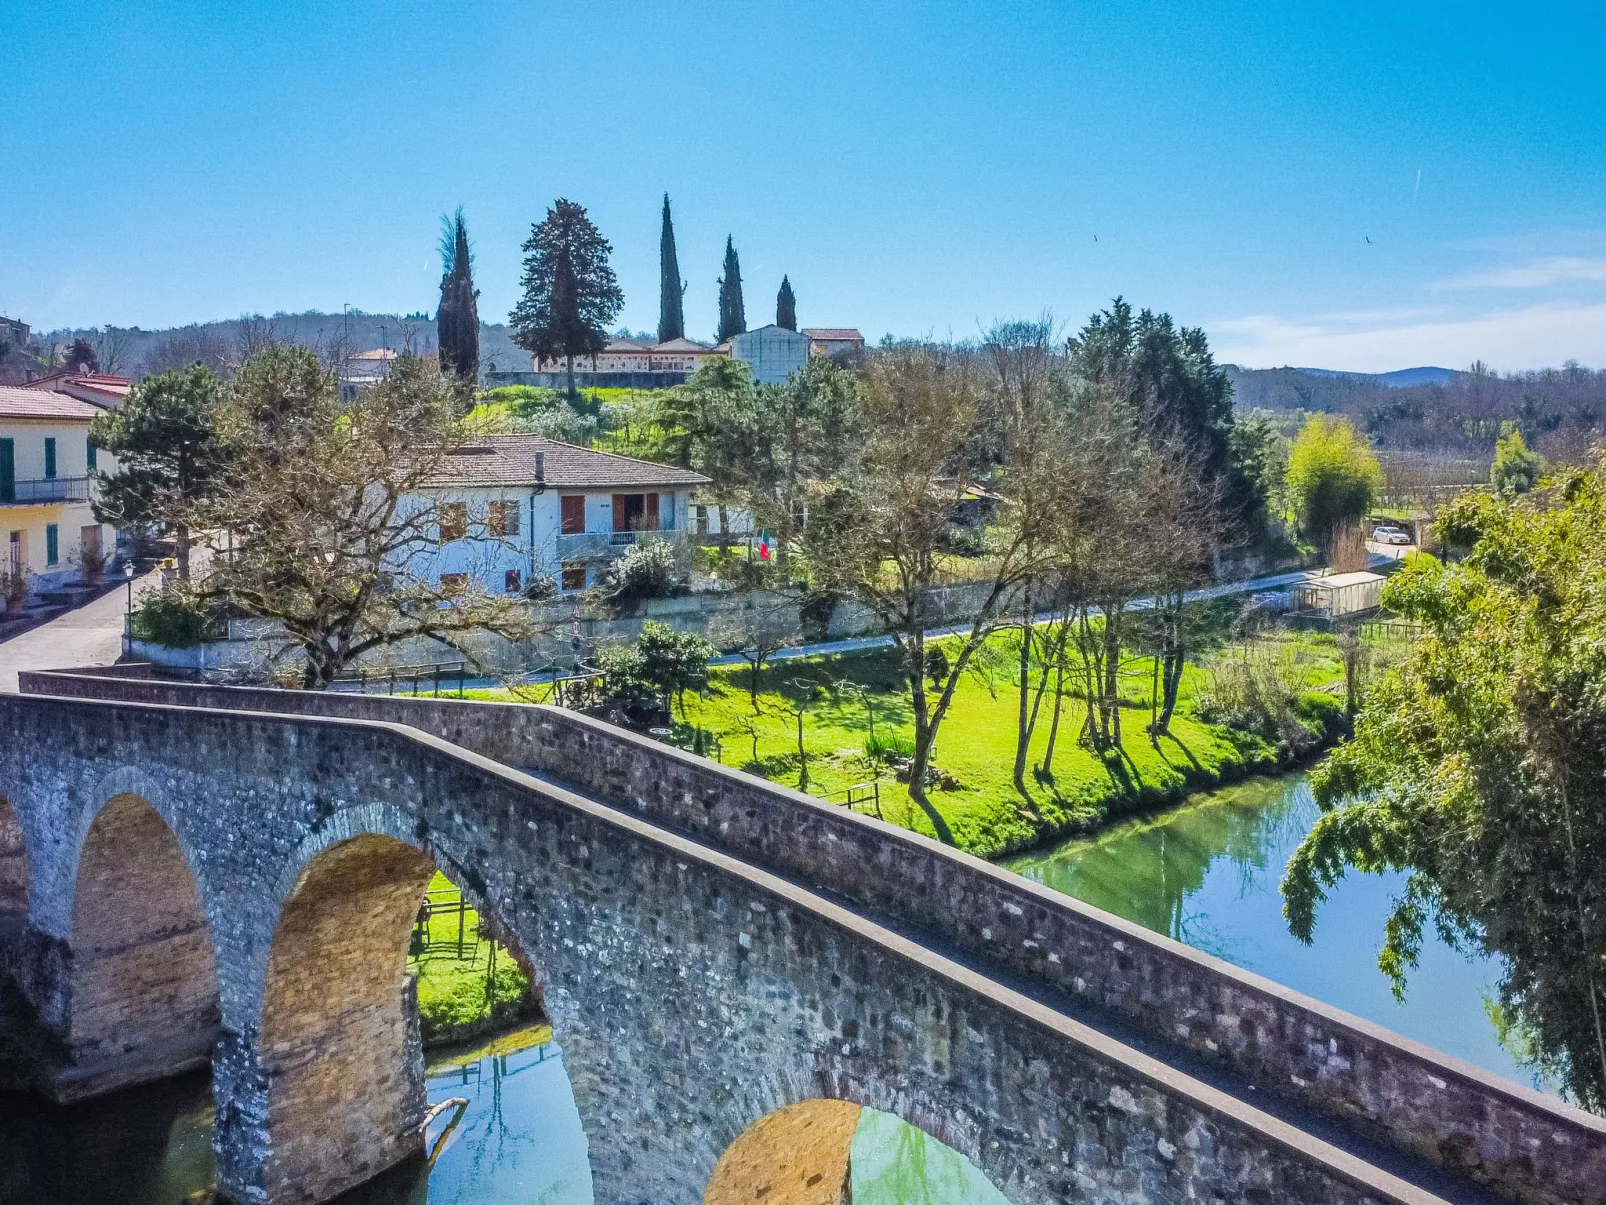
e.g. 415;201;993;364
2;1;1603;371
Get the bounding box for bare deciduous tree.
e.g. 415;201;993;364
192;348;535;687
806;342;1053;844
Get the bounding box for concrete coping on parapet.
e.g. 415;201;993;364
1;687;1452;1205
17;670;1606;1147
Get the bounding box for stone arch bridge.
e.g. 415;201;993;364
0;671;1602;1205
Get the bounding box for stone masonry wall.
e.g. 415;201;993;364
23;670;1605;1205
0;690;1431;1205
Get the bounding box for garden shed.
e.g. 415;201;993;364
1290;571;1385;619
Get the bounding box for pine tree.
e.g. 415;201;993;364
776;276;797;331
717;236;746;342
510;199;624;400
658;194;685;343
436;208;480;384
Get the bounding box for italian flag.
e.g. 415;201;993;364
757;530;773;560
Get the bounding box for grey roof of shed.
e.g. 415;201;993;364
428;434;710;490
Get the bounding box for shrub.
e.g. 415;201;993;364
129;588;216;648
522;574;558;602
1194;638;1331;760
601;538;685;607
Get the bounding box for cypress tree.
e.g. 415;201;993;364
716;236;746;342
436;208;480;383
658;194;685;343
776;276;797;331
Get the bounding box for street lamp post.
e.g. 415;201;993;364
124;562;135;614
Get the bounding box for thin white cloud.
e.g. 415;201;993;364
1209;301;1606;374
1432;256;1606;290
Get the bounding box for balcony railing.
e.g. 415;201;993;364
555;525;686;560
0;476;91;506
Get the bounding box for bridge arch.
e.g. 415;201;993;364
705;1099;1011;1205
66;789;221;1083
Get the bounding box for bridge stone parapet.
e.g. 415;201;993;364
16;669;1606;1205
0;690;1450;1205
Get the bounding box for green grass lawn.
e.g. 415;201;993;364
410;871;530;1042
473;630;1348;857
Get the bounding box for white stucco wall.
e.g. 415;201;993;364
411;485;694;595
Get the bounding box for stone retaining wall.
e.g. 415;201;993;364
21;669;1606;1205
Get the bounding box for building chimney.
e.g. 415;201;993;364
535;451;545;484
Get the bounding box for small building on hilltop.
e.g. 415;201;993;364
804;328;866;360
730;325;811;385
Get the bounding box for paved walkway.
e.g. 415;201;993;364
0;573;153;692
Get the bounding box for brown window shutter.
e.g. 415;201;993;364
561;495;585;535
612;494;627;532
646;492;660;530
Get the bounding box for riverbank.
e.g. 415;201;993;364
410;872;537;1046
472;627;1352;858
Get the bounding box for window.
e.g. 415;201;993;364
86;437;97;471
488;499;520;538
45;524;58;566
439;573;469;596
504;569;522;594
561;562;586;591
43;437;56;479
560;495;585;535
438;502;468;542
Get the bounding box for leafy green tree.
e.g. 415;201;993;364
63;336;99;373
658;194;685;343
1283;470;1606;1109
717;236;746;342
510;199;624;400
776;276;797;331
653;358;762;547
631;619;714;719
1492;427;1543;495
90;363;231;578
1285;414;1383;549
1070;299;1266;542
436;208;480;386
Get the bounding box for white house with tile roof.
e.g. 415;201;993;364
1;387;118;594
420;434;709;595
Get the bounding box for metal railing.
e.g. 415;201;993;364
1;475;91;505
333;660;473;696
555;525;687;560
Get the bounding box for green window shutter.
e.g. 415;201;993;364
0;439;13;503
46;524;59;566
86;437;97;470
44;437;56;479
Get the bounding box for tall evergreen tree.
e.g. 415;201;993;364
510;199;624;400
776;276;797;331
717;236;746;342
436;208;480;384
658;194;685;343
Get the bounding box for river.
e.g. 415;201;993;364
1005;770;1538;1088
0;771;1541;1203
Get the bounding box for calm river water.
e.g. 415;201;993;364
1006;771;1537;1088
0;771;1540;1204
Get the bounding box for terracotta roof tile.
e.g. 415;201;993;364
429;434;710;490
803;328;864;342
0;387;104;421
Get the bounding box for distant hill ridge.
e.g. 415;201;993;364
1294;366;1456;388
